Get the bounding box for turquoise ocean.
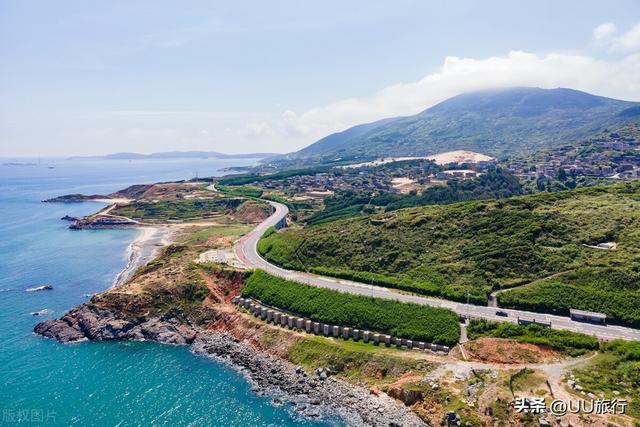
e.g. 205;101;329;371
0;158;335;426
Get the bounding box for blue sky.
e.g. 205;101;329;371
1;1;640;156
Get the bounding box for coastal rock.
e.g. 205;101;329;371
192;333;427;427
35;303;422;425
387;386;424;407
43;194;110;203
33;304;196;345
130;318;197;345
69;215;137;230
34;318;86;342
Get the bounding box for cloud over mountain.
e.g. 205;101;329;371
242;22;640;153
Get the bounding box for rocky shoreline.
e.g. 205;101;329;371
34;304;427;426
43;194;114;203
34;303;198;345
192;333;426;426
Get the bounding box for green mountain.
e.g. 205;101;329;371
258;182;640;326
284;87;640;162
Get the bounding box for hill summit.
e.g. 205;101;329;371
283;87;640;162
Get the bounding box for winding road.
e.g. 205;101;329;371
235;201;640;342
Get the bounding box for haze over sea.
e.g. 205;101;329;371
0;158;334;426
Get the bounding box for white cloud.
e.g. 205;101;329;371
11;22;639;157
592;22;617;41
591;22;640;52
238;121;277;139
240;37;640;152
611;23;640;52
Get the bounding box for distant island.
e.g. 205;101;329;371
69;151;279;161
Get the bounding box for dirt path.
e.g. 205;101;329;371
488;270;572;307
423;350;596;384
536;353;596;400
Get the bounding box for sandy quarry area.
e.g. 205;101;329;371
341;150;495;168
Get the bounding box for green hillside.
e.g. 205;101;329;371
258;182;640;325
283;87;639;162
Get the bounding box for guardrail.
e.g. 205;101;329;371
233;296;450;353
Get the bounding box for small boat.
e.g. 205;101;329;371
26;284;53;292
31;309;51;316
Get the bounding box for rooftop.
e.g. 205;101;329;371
570;308;607;319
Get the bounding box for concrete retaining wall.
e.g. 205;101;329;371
232;296;450;353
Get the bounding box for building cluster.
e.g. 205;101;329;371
508;134;640;181
260;171;393;194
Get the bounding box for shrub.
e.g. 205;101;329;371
217;185;263;198
467;319;599;354
241;270;461;346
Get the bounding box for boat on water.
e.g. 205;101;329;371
26;284;53;292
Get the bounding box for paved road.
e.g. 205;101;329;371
235;201;640;342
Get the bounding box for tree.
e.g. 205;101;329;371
558;168;567;181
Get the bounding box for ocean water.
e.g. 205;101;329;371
0;158;335;426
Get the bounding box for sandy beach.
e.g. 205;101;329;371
91;198;133;204
112;226;175;287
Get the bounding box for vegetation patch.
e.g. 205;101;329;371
216;185;263;198
497;269;640;326
113;198;242;220
259;182;640;319
182;224;252;245
463;337;561;364
216;167;331;186
241;270;461;346
467;319;599;356
303;167;521;225
571;339;640;418
285;336;434;385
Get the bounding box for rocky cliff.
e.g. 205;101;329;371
34;303;197;344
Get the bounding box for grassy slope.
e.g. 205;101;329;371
283;335;435;386
572;340;640;418
113;198;243;220
258;182;640;323
467;320;599;356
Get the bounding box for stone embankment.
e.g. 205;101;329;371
234;297;450;353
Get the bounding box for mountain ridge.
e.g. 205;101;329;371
279;87;640;163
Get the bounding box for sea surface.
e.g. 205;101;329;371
0;158;336;426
